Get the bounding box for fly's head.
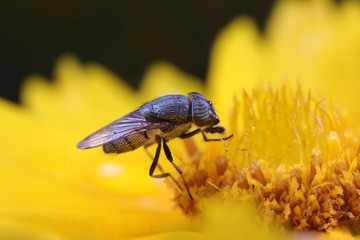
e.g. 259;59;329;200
189;92;220;127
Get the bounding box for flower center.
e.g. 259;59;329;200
169;85;360;231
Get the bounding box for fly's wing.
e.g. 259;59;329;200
77;110;165;150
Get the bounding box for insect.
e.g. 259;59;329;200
77;92;232;200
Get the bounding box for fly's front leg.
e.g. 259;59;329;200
201;127;233;141
179;127;233;141
178;129;200;139
163;139;193;200
205;126;225;134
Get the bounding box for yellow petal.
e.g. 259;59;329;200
201;200;279;240
207;17;264;121
129;231;204;240
267;0;360;123
209;0;360;124
140;61;204;100
0;57;193;238
21;54;139;133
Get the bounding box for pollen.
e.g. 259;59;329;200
170;85;360;232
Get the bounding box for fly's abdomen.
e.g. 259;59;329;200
103;132;148;154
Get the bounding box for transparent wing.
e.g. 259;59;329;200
77;110;164;150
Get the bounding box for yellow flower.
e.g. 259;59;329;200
1;0;360;239
173;84;360;232
208;0;360;125
0;58;198;239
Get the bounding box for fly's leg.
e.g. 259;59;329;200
179;127;233;141
178;129;200;139
205;126;225;134
201;131;233;142
162;139;193;200
146;138;184;192
148;138;166;177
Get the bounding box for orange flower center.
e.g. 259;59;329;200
169;85;360;232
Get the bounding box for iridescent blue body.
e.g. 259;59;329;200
77;92;220;154
77;92;231;200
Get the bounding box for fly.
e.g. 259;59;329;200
77;92;233;200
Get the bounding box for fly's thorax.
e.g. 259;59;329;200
139;95;191;123
189;92;220;127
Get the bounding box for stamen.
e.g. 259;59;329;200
169;85;360;231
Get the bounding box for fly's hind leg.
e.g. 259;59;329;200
145;139;166;175
148;138;168;178
145;137;185;193
162;139;193;200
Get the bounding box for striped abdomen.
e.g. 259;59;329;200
103;132;148;154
